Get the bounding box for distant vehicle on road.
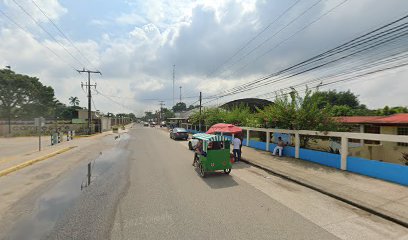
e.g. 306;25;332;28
150;122;156;127
170;128;188;140
143;122;149;127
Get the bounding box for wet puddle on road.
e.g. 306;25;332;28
6;134;129;240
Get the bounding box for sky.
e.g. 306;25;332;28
1;0;408;116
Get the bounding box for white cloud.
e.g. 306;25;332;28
3;0;67;23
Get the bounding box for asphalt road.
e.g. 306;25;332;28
109;127;339;240
2;126;407;240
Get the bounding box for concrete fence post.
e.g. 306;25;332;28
295;133;300;159
246;129;250;146
341;136;348;170
266;131;270;151
359;124;364;146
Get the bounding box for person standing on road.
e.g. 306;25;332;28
232;136;242;163
273;137;285;157
193;140;203;166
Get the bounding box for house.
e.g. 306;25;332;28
75;109;112;133
167;109;199;127
336;113;408;164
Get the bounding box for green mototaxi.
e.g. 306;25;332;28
192;133;232;178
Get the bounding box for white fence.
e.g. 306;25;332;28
182;123;408;171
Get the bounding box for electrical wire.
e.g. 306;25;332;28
30;0;94;68
219;0;326;76
0;8;77;71
206;0;303;78
11;0;86;68
228;0;350;77
204;13;408;103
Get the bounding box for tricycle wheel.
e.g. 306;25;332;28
224;168;231;174
199;164;206;178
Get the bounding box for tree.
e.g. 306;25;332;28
172;102;187;112
0;69;56;133
312;90;360;109
161;108;175;120
376;106;408;116
54;100;83;120
69;96;80;106
187;104;199;110
142;111;155;121
257;88;338;147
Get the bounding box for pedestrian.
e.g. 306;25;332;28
273;137;285;157
232;135;242;162
193;140;203;166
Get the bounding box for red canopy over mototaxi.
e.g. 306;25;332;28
206;123;243;164
206;123;243;135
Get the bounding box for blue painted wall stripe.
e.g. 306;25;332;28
347;157;408;186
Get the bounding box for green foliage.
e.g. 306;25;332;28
189;104;262;127
142;111;155;121
329;105;375;117
172;102;187;112
312;90;360;109
258;88;338;131
69;96;80;106
375;106;408;116
187;104;199;110
0;69;57;120
162;108;175;120
203;108;226;126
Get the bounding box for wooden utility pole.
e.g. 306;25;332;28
77;68;101;135
159;101;165;122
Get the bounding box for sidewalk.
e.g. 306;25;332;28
239;146;408;227
0;130;118;173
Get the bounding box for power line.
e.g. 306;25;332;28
95;89;136;113
0;9;77;71
218;0;325;76
30;0;94;68
11;0;86;68
185;0;304;101
254;50;408;100
207;13;408;102
229;0;350;78
226;26;408;96
206;0;302;78
77;69;101;134
253;48;408;100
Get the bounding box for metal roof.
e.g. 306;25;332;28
336;114;408;125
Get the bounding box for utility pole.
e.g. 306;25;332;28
159;101;165;123
179;86;182;103
199;92;202;131
77;68;101;135
172;64;175;107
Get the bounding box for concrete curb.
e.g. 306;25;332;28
0;146;77;178
240;157;408;229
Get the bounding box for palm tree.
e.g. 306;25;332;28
69;96;80;107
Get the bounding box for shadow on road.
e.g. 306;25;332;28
231;162;250;169
194;168;239;189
